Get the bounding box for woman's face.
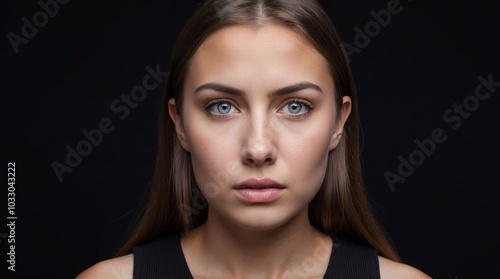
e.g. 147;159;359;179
169;24;351;230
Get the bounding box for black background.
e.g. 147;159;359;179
2;0;499;278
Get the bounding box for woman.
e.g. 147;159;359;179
77;0;431;278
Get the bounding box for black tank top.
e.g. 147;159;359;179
133;234;380;278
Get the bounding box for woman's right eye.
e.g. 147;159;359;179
207;100;237;116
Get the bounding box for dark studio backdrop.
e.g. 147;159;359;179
2;0;499;278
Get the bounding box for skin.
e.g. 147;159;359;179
76;24;431;279
171;23;345;278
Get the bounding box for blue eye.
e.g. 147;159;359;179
209;101;236;115
282;101;309;115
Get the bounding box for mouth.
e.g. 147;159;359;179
233;178;285;190
234;178;285;203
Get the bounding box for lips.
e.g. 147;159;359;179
234;178;285;190
234;178;285;203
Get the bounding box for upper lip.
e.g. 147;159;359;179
234;178;285;189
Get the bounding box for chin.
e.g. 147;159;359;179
226;206;305;231
234;220;288;231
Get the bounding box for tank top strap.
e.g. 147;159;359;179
323;235;381;279
133;233;193;278
133;233;380;278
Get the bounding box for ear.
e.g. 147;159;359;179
168;98;191;152
329;96;352;151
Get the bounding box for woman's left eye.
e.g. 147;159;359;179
281;100;312;116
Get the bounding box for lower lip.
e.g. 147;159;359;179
234;188;284;203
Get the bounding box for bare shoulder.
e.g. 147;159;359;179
378;256;431;279
75;254;134;279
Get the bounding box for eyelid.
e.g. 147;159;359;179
276;98;314;119
203;98;238;110
280;98;314;111
203;98;240;118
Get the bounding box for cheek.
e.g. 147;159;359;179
183;118;242;191
293;138;330;171
280;123;332;191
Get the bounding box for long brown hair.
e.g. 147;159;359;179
117;0;400;262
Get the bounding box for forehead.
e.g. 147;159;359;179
185;24;332;90
197;23;319;58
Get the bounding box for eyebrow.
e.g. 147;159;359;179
194;81;323;97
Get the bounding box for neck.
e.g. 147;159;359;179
182;208;332;278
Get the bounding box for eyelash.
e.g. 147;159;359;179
281;98;314;119
203;98;314;119
203;98;238;119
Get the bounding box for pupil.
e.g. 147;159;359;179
289;103;301;113
218;103;230;113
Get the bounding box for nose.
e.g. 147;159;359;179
241;115;278;166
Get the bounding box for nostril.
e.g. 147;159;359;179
241;129;277;166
